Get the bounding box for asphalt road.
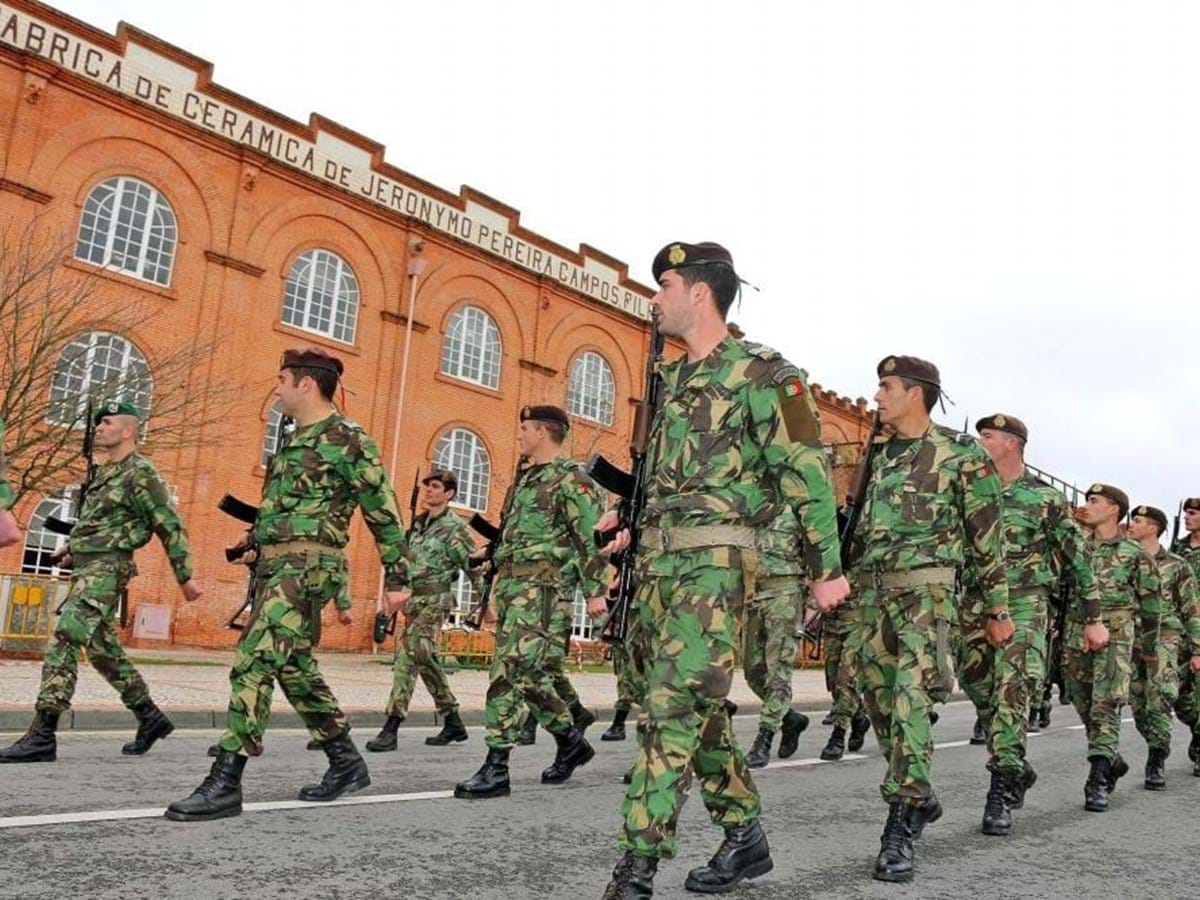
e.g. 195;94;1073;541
0;700;1195;900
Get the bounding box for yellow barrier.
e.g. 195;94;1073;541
439;628;495;670
1;574;66;647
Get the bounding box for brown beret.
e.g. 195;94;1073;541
1131;504;1168;534
877;355;941;388
520;405;570;430
975;414;1028;443
280;347;344;377
421;469;458;493
1184;498;1200;512
651;241;737;282
1086;483;1129;519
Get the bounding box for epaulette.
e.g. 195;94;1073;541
933;423;976;446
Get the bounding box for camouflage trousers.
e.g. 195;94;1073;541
742;586;802;732
612;615;647;712
1065;611;1135;761
823;604;864;730
859;582;955;801
1131;631;1180;753
1175;648;1200;738
36;559;149;714
514;596;584;723
484;576;573;750
385;593;457;718
952;590;991;719
620;551;759;860
217;552;350;756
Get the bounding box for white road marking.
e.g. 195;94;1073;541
767;753;869;769
934;740;971;749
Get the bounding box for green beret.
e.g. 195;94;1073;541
94;399;141;424
1184;498;1200;512
280;347;344;377
1086;483;1129;519
520;405;569;430
877;355;941;388
1131;504;1168;534
421;468;458;493
975;413;1028;443
651;241;737;282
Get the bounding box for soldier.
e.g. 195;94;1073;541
365;469;474;752
594;241;848;898
846;357;1012;883
952;560;993;747
0;401;202;763
1068;484;1163;812
0;418;21;548
1127;505;1200;789
818;584;871;762
600;617;644;742
1172;497;1200;774
967;415;1102;835
166;348;409;821
743;506;811;767
454;405;606;799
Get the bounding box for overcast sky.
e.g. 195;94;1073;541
60;0;1198;521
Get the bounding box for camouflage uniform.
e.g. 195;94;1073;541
1131;547;1200;753
1064;534;1162;762
744;507;805;732
612;619;647;713
36;453;192;715
958;474;1100;774
848;426;1009;802
822;594;864;730
384;508;474;718
620;337;841;859
216;413;407;756
1172;538;1200;742
484;456;605;750
0;419;15;511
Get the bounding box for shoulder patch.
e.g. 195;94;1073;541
776;379;821;443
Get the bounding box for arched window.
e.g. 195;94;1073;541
567;351;616;426
47;332;152;426
433;427;491;511
282;249;360;344
440;306;501;389
22;492;75;576
75;176;177;286
571;586;595;640
448;571;477;628
261;402;295;467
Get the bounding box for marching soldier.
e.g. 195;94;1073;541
366;469;474;752
1172;497;1200;774
818;585;871;761
1068;484;1163;812
0;418;21;548
599;616;644;742
166;348;409;821
0;401;201;763
743;506;810;767
454;405;606;799
966;415;1102;835
595;242;848;898
1127;505;1200;789
846;357;1012;883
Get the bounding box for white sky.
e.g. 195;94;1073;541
59;0;1198;522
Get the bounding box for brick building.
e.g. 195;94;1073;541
0;0;872;653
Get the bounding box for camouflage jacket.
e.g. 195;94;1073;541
253;413;408;590
1172;537;1200;582
638;336;841;581
849;425;1009;611
406;508;474;597
0;419;13;511
67;452;193;582
756;505;806;578
494;456;606;598
1085;533;1163;656
1153;547;1200;656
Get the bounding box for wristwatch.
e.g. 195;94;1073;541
987;611;1011;622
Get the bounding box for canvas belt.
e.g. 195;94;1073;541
756;574;804;593
72;550;134;565
865;566;957;590
258;540;340;561
410;579;450;597
497;561;558;580
640;525;756;552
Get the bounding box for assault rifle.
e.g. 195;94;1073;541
220;415;294;630
1038;572;1072;727
462;457;526;630
1171;501;1183;551
585;316;664;644
374;469;420;644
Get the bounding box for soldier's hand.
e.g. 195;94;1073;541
180;580;203;603
483;604;498;626
595;511;630;555
227;534;257;565
586;595;608;619
984;614;1014;648
811;575;850;612
0;510;21;548
337;608;353;626
1190;655;1200;673
1083;622;1110;652
384;590;411;616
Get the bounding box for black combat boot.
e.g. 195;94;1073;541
909;793;942;839
1037;701;1052;730
684;819;773;893
1107;753;1129;791
848;713;871;752
745;727;774;769
455;747;511;799
1188;732;1200;763
570;701;597;732
426;710;468;746
820;726;846;761
602;852;657;899
602;709;629;741
298;733;371;801
929;709;940;726
1144;747;1168;791
873;800;915;883
306;737;323;751
778;709;809;759
164;751;247;821
970;715;988;746
517;714;537;746
1005;761;1037;809
821;712;835;726
981;769;1013;836
122;701;174;756
541;727;595;784
366;715;403;752
1194;756;1200;778
1084;757;1112;812
0;711;59;763
623;764;635;785
723;699;738;718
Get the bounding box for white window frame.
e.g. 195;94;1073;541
567;351;616;426
21;491;76;577
281;249;360;344
46;331;152;427
440;306;502;389
74;176;177;286
433;428;492;512
571;586;595;641
447;571;477;628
